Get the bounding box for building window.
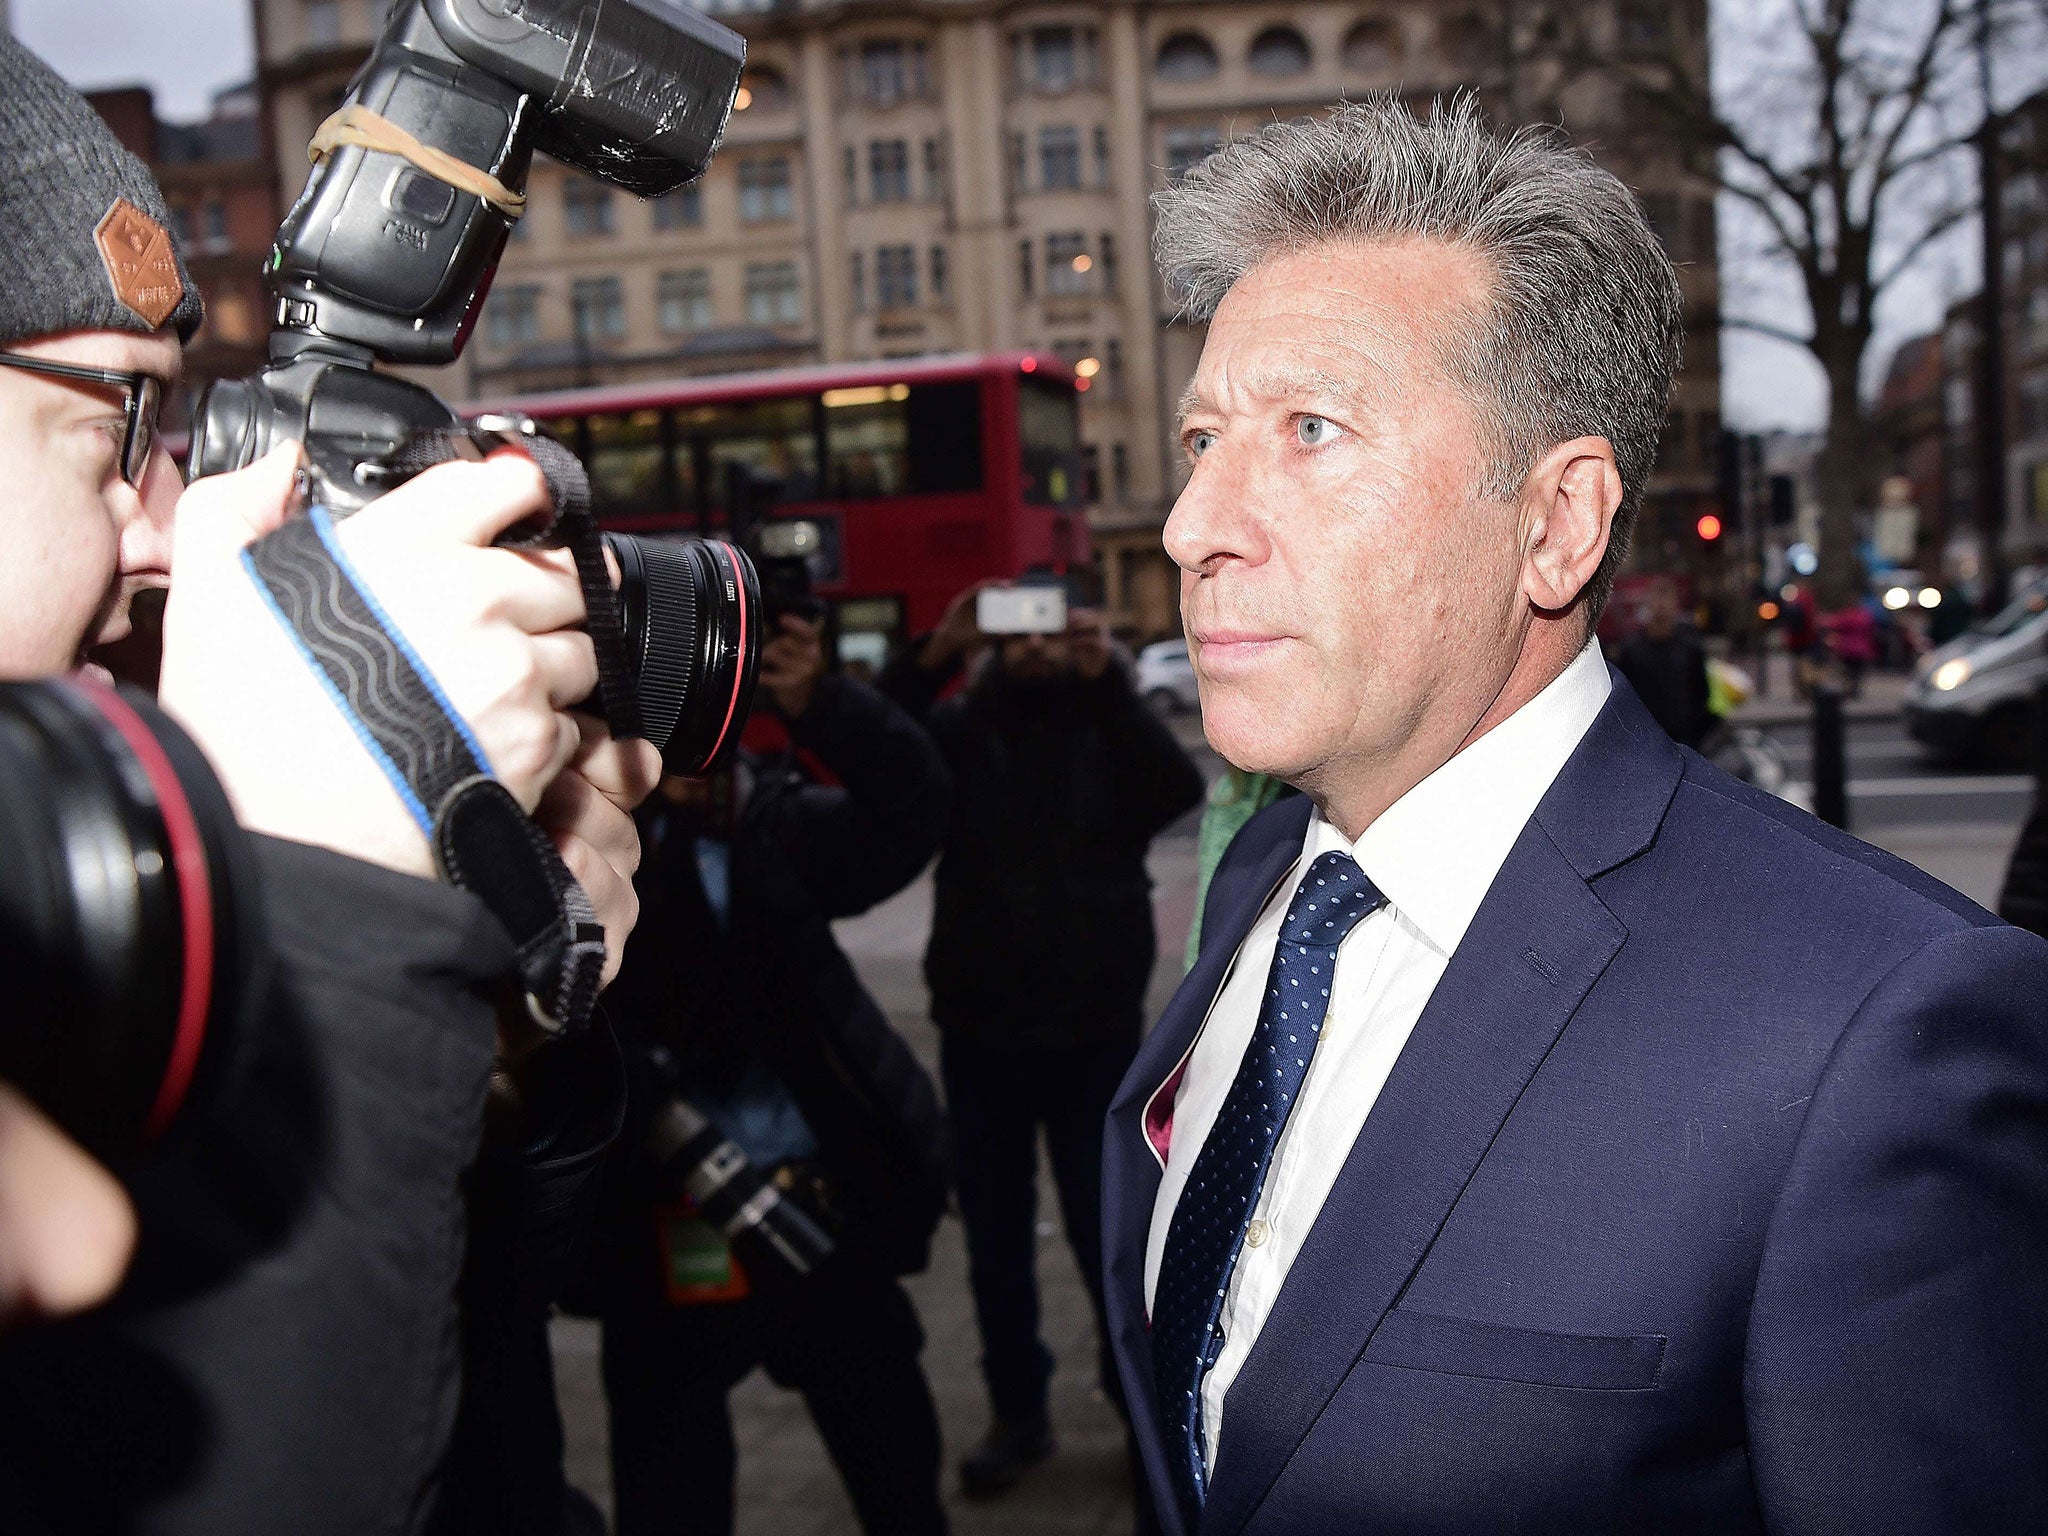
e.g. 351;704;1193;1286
1155;32;1220;83
1093;125;1111;187
1020;26;1097;93
167;206;194;247
201;200;229;250
871;139;911;202
1039;126;1082;191
658;269;712;333
652;183;702;231
739;158;793;223
843;145;859;205
1248;26;1312;77
303;0;340;48
1106;338;1124;397
485;283;542;348
1112;440;1130;502
931;244;949;304
1441;14;1494;74
1342;18;1401;72
746;261;802;324
1165;125;1222;182
571;276;624;342
856;39;929;105
1019;238;1034;298
736;64;792;113
877;244;918;308
565;178;614;237
1046;231;1089;295
1099;233;1117;294
923;137;944;201
1082;443;1101;502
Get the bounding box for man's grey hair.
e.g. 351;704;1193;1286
1154;96;1683;625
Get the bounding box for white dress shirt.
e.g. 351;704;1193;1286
1143;640;1613;1473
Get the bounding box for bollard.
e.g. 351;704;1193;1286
1811;684;1849;831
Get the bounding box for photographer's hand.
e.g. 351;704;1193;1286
760;614;826;720
920;579;1000;672
161;443;596;878
534;713;660;986
0;1083;135;1327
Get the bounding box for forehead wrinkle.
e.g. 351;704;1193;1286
1177;356;1389;433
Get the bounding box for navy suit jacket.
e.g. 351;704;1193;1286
1104;674;2048;1535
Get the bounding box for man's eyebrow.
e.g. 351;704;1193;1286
1175;364;1371;432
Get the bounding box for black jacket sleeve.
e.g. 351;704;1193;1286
0;837;515;1536
770;673;952;919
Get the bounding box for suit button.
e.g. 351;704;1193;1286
1245;1219;1270;1248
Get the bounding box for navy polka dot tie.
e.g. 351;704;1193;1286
1151;850;1383;1524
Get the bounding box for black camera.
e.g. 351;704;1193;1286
188;0;758;776
0;679;261;1163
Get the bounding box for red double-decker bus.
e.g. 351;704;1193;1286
468;351;1088;673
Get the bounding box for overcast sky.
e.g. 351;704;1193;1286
8;0;2024;438
14;0;255;120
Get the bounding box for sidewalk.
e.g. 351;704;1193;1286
1724;650;1910;725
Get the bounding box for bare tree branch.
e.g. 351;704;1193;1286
1870;198;1976;290
1724;313;1821;347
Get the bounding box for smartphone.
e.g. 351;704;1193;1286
977;586;1067;635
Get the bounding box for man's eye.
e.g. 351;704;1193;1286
1296;415;1339;447
1187;430;1217;459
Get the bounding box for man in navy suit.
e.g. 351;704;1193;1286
1103;96;2048;1536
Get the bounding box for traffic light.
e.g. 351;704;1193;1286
1696;512;1724;542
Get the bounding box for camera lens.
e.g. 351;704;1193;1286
604;534;762;777
0;678;260;1164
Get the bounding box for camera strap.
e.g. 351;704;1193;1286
243;504;606;1034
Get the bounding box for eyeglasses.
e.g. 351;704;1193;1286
0;352;167;488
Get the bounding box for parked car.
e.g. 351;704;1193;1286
1137;638;1200;714
1903;576;2048;769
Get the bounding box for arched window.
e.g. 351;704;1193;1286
1155;31;1220;83
1341;18;1401;73
1247;25;1312;77
736;64;791;113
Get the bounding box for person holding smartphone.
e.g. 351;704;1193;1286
879;582;1202;1501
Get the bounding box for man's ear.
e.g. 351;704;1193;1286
1517;436;1622;615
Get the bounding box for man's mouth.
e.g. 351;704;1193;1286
1191;627;1293;675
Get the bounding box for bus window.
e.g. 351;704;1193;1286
824;381;981;498
1019;378;1081;507
586;410;666;515
689;397;819;513
534;414;585;457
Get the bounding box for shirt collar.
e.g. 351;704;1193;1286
1314;639;1612;958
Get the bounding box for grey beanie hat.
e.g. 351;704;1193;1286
0;34;204;346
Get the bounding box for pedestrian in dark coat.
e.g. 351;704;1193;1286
588;615;954;1536
880;586;1204;1496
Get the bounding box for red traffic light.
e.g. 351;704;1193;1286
1696;513;1723;542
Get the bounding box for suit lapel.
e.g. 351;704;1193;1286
1104;795;1311;1536
1198;678;1682;1536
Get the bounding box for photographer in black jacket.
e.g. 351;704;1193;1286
0;38;649;1534
880;584;1204;1496
587;611;952;1536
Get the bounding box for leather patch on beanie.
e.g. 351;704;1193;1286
93;198;184;329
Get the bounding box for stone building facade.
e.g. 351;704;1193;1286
254;0;1721;637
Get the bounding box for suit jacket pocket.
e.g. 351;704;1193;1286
1362;1308;1666;1391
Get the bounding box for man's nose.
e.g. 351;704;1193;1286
126;440;181;574
1162;447;1265;575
